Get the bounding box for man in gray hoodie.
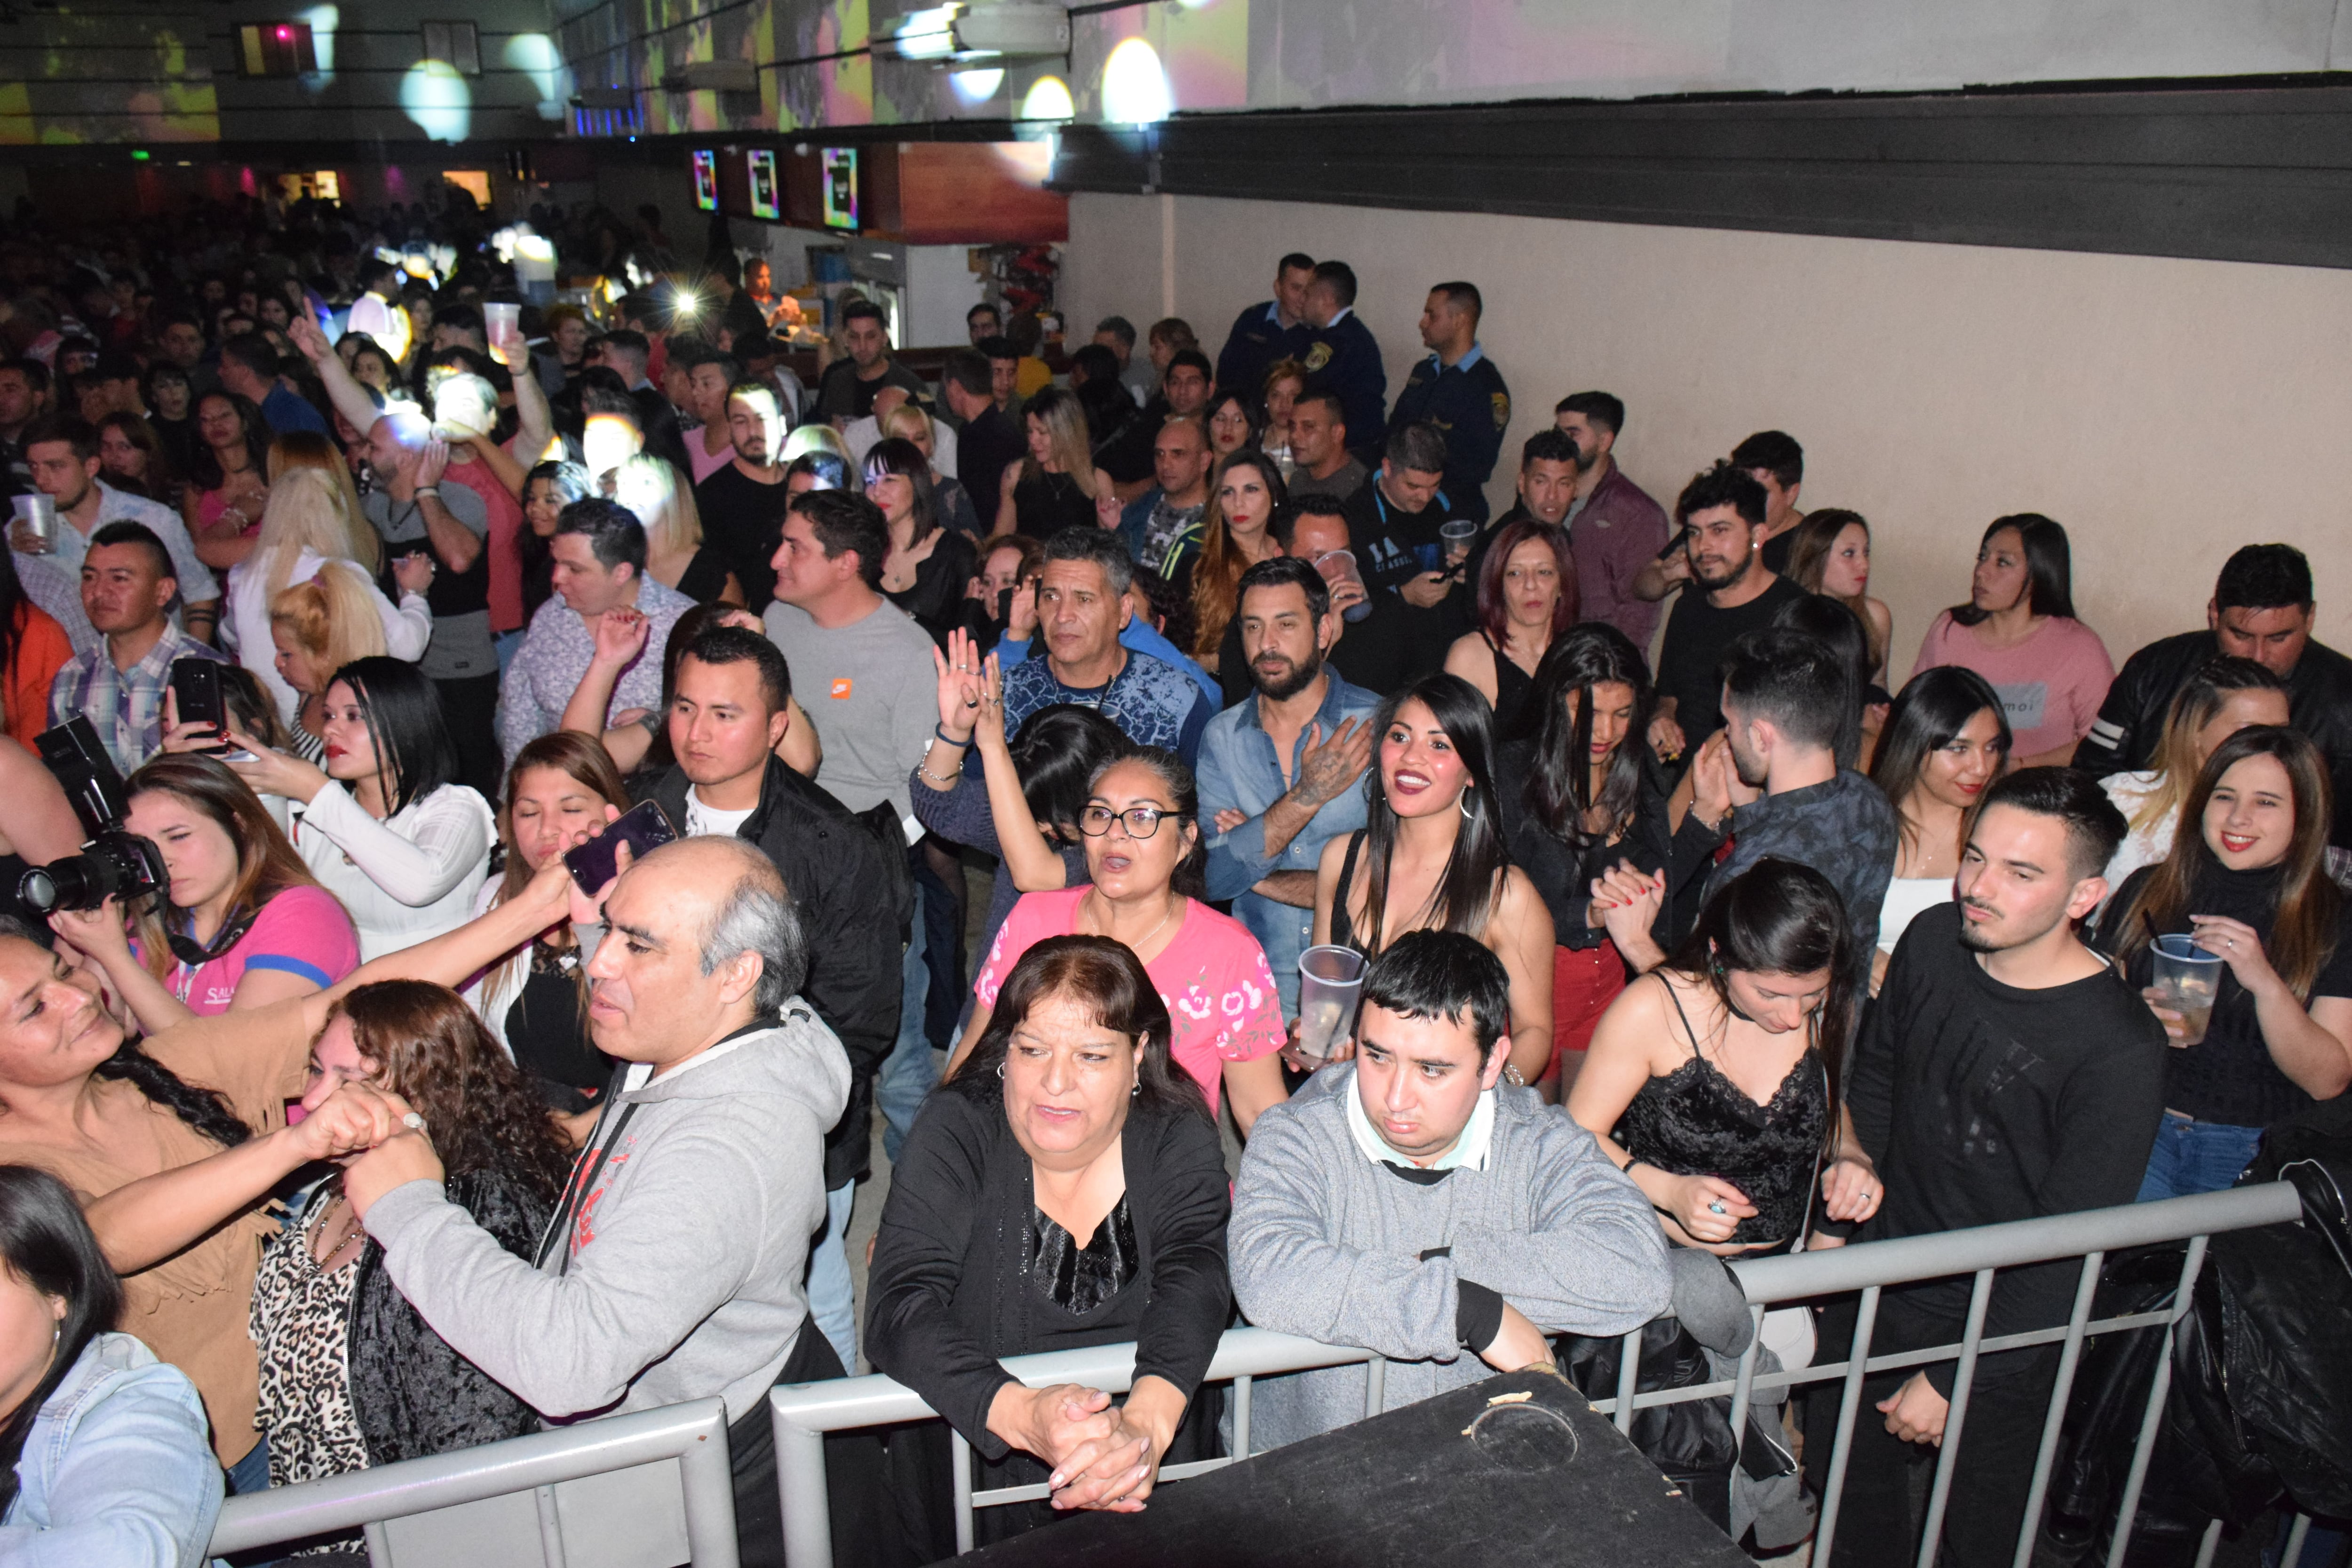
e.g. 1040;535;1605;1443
1230;930;1671;1452
346;836;850;1568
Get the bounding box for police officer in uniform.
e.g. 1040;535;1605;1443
1298;260;1387;464
1387;281;1509;526
1214;252;1317;404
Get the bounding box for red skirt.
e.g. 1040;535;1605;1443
1551;940;1627;1076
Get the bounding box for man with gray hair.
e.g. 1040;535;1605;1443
346;835;853;1568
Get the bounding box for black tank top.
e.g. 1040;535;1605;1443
1011;470;1097;539
1485;635;1537;742
1615;977;1829;1250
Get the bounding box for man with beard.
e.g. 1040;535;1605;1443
1636;626;1897;959
1553;392;1670;646
694;381;795;613
1805;768;2161;1568
1647;463;1806;764
1199;556;1380;1018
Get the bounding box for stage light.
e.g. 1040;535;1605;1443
1101;38;1170;126
1018;74;1073;122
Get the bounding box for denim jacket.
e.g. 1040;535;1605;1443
0;1332;222;1567
1199;673;1382;1013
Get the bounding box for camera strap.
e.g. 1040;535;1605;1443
166;904;262;968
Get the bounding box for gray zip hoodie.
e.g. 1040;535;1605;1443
365;1001;850;1424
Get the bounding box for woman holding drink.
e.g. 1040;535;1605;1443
2095;726;2352;1200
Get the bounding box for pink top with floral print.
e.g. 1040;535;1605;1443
974;887;1286;1112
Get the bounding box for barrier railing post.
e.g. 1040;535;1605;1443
952;1431;977;1555
2011;1251;2105;1568
1812;1283;1881;1567
2280;1513;2313;1566
1613;1327;1641;1435
1363;1355;1385;1419
774;1418;832;1568
2106;1234;2210;1567
1233;1374;1252;1460
2192;1518;2224;1568
1916;1269;1996;1568
1726;1304;1764;1456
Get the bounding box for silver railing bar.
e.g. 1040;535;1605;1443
973;1456;1233;1507
1916;1269;1996;1568
2011;1252;2106;1568
1726;1304;1765;1455
1613;1326;1641;1434
949;1430;974;1556
2106;1234;2212;1567
1810;1284;1881;1568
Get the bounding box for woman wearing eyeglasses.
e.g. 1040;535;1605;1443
948;747;1290;1135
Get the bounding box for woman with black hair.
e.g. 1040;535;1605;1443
0;1166;222;1561
1491;625;1670;1086
866;436;981;648
223;655;495;960
954;748;1288;1134
143;361;199;479
868;936;1232;1554
1909;513;2113;767
1313;672;1556;1085
520;459;592;618
1867;667;2011;988
181;389;272;558
1570;858;1881;1256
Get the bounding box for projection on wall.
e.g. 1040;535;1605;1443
748;148;782;220
820;146;858;230
692;149;719;211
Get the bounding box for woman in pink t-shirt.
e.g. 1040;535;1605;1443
956;748;1288;1131
1909;513;2114;767
47;755;358;1031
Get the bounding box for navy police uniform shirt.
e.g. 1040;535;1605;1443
1300;310;1388;461
1387;344;1510;525
1214;301;1313;404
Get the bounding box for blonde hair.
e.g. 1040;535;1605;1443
266;433;379;574
1021;388;1097;500
881;401;934;451
269;564;389;681
611;453;703;556
251;465;376;603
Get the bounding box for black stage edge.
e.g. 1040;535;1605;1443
959;1369;1749;1567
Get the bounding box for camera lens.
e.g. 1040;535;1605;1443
18;852;121;914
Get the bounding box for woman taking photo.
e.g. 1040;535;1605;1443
469;731;628;1114
610;452;740;605
183;390;271;570
1166;450;1286;676
1313;673;1557;1086
50;754;359;1032
866;437;981;648
1570;859;1879;1255
2100;656;2287;891
230;465;433;720
965;534;1042;651
2096;726;2352;1200
869;936;1232;1552
0;543;71;750
951;741;1289;1135
1786;509;1891;684
998;387;1112;541
880;400;981;539
224;656;497;961
1444;518;1576;740
1491;625;1669;1086
96;411;177;506
1866;667;2010;987
0;1166;222;1562
520;459;591;617
1909;513;2113;767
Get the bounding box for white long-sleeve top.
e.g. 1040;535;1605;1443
293;780;495;961
224;548;433;721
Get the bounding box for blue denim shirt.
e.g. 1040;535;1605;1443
1198;672;1382;1013
0;1332;222;1567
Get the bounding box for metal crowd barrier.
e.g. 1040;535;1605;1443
207;1396;740;1567
766;1183;2315;1568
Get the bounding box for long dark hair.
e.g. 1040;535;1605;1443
1088;746;1206;899
1522;623;1652;849
1014;705;1129;845
861;436;937;545
1869;666;2011;860
330;656;461;814
187;390;269;493
1357;673;1510;952
949;935;1211;1121
0;536;29;672
1661;858;1854;1155
1949;513;2075;625
2111;726;2341;1000
0;1166;126;1515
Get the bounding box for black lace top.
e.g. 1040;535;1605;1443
1615;981;1830;1249
1024;1198;1140;1314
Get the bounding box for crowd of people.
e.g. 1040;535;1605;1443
0;199;2341;1568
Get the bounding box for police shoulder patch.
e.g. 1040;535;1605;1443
1304;341;1334;373
1491;391;1511;430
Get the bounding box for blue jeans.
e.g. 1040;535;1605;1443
876;873;941;1166
493;628;526;677
226;1431;271;1494
804;1181;857;1374
2135;1112;2264;1202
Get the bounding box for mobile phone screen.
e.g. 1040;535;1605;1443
562;799;680;893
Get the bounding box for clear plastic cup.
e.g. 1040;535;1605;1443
2152;934;2224;1046
1440;517;1477;566
483;302;522;365
9;493;56;556
1295;945;1368;1064
1311;549;1374;623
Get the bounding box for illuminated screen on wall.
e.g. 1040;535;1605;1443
691;150;717;211
821;147;859;231
746;149;779;221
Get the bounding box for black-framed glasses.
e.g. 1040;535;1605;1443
1079;804;1174;839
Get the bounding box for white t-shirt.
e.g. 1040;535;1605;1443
684;788;756;840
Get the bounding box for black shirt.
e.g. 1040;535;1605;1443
692;462;795;613
954;405;1026;535
811;357;928;424
1654;573;1809;748
2095;860;2352;1129
1851;903;2166;1387
1491;738;1671;951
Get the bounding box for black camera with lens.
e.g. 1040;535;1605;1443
17;717;165;915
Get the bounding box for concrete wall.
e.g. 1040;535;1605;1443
1063;192;2352;665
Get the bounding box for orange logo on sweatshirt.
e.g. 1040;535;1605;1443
830;677;852;699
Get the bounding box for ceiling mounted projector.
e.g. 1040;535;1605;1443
878;3;1070;65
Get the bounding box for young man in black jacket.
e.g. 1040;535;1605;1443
645;625;908;1373
1808;768;2166;1568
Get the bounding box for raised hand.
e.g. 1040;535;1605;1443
1292;718;1374;812
591;605;651;669
392;550;436;597
971;653;1008;754
933;629;985;739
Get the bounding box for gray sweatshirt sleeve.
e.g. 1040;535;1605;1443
1227;1105;1468;1364
1446;1118;1674;1337
363;1119;795;1418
